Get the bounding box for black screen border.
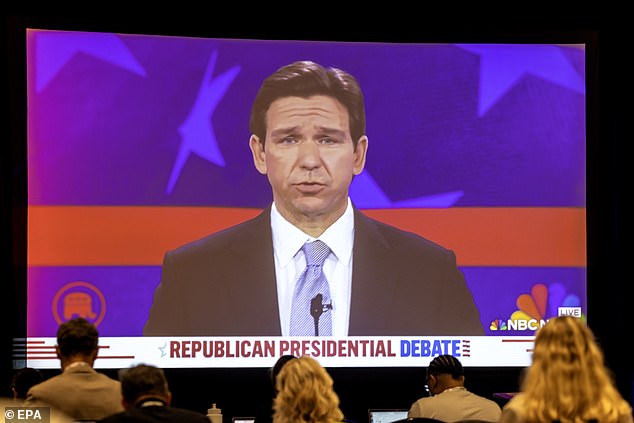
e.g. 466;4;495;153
3;12;629;412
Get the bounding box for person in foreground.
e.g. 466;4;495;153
143;60;484;337
99;364;210;423
270;354;298;389
408;354;501;422
273;355;344;423
499;316;633;423
10;367;44;401
25;317;124;421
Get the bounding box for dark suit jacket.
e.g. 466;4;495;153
143;207;484;336
99;400;210;423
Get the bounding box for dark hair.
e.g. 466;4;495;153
120;364;169;404
11;367;44;399
270;355;297;388
56;317;99;358
427;355;464;380
249;60;366;149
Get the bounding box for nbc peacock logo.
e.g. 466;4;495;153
489;319;507;331
489;283;585;332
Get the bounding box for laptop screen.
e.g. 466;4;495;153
368;409;408;423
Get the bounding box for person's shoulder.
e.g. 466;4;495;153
168;209;269;257
94;371;121;386
355;209;453;254
409;396;438;418
473;393;503;412
501;392;527;413
163;406;211;423
68;366;119;384
499;393;526;423
26;372;62;392
98;411;127;423
412;395;437;406
468;391;501;406
100;407;208;423
503;392;526;405
24;374;64;404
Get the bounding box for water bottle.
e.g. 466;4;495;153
207;403;222;423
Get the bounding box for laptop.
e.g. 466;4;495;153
368;409;408;423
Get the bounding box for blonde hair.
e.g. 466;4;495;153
273;355;344;423
520;316;632;423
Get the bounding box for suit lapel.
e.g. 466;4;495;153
349;209;397;335
218;207;398;336
224;208;281;335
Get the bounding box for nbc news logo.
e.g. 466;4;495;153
490;307;582;331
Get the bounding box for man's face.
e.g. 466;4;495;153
250;95;367;228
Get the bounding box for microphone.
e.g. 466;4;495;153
310;294;324;320
310;294;333;336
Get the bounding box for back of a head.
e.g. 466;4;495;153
427;354;464;380
270;354;297;388
529;316;602;384
56;317;99;358
11;367;45;399
249;60;366;145
273;356;343;423
521;316;632;423
120;364;169;405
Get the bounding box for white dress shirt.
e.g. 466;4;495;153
271;198;354;336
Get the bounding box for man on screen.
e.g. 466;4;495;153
143;60;484;337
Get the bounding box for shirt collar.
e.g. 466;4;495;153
63;361;94;374
271;198;354;266
137;398;167;408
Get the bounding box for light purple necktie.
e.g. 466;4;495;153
289;240;333;336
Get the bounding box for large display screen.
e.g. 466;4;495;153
21;29;586;369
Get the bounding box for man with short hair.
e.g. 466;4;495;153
26;317;124;421
11;367;44;401
409;355;502;422
99;364;210;423
144;60;484;337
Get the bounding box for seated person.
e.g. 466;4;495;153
99;364;210;423
11;367;44;401
26;317;123;421
273;355;344;423
409;355;501;422
499;316;633;423
269;354;297;389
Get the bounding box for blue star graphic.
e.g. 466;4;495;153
33;30;146;92
166;50;240;194
158;342;167;358
457;44;585;116
350;171;463;208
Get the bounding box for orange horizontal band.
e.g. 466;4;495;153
27;206;586;267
